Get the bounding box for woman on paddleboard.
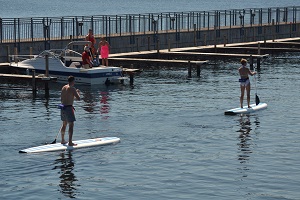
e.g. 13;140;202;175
239;58;256;108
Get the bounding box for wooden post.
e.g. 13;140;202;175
204;34;207;46
128;64;134;85
214;26;217;51
188;61;192;78
168;38;171;52
263;25;266;44
257;42;261;55
14;47;18;63
129;73;134;85
250;55;253;70
196;64;201;77
136;37;139;52
290;22;292;37
29;47;33;59
257;58;261;70
223;35;227;47
156;39;160;54
6;45;10;62
32;69;36;95
147;36;150;51
193;24;196;46
45;54;49;97
272;19;275;42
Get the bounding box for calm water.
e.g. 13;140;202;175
1;1;300;200
0;53;300;199
0;0;299;18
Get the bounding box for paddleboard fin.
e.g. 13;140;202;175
255;94;260;105
224;111;236;115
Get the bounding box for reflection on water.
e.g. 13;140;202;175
82;90;97;113
100;91;110;118
236;114;255;181
237;114;252;166
80;88;111;118
53;152;78;198
236;114;261;177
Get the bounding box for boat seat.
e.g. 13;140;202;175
69;62;81;68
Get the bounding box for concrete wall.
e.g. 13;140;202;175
0;22;299;63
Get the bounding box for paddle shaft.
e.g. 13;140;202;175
51;131;60;144
253;65;260;105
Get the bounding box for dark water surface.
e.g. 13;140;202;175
0;54;299;199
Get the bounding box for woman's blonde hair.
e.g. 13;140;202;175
240;58;247;65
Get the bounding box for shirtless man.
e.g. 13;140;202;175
238;58;256;108
59;76;81;146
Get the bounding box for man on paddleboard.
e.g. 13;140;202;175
59;76;81;146
239;58;256;108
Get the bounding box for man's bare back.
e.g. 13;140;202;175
61;85;80;105
59;76;80;147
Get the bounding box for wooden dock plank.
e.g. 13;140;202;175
0;73;57;81
160;51;269;59
110;51;157;58
110;57;208;64
0;63;10;66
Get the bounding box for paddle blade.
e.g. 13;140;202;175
50;139;57;144
255;94;260;105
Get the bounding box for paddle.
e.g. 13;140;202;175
253;67;260;105
50;131;60;144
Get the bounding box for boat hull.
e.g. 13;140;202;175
10;56;123;85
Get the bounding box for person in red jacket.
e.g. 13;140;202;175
85;29;96;57
82;46;92;69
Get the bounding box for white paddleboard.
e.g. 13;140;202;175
224;103;267;115
19;137;120;153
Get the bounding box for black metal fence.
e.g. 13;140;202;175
0;6;299;43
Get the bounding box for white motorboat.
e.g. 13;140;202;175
10;41;125;85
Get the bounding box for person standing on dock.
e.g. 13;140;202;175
59;76;81;146
238;58;256;108
85;29;96;57
98;37;110;66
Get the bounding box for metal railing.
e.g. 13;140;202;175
0;6;299;43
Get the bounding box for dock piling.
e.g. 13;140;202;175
129;64;134;85
148;36;150;51
257;58;261;70
14;47;18;63
6;46;10;62
250;55;253;70
196;64;201;77
188;61;192;78
45;54;49;97
32;69;36;95
30;47;33;59
193;24;196;46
